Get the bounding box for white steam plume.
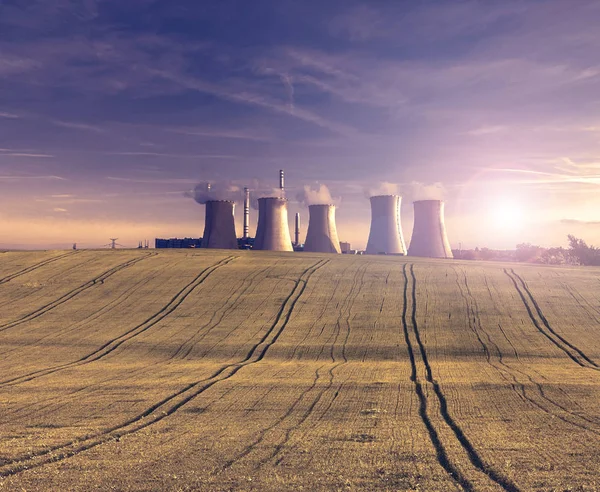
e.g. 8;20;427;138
365;181;399;197
185;181;243;204
364;181;446;201
296;183;339;206
408;181;446;201
250;180;285;210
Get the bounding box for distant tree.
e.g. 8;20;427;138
479;247;496;261
515;243;543;263
460;249;477;260
567;235;600;266
539;247;571;265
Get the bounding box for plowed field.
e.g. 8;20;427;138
0;250;599;491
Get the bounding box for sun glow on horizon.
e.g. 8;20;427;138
490;201;527;230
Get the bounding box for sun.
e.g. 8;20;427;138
490;201;525;229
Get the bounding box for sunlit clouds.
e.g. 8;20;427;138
1;1;599;248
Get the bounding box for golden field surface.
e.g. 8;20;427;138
0;249;599;491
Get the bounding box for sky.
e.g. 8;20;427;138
1;0;600;250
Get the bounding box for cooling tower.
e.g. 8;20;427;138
366;195;407;255
254;197;294;251
408;200;453;258
201;200;239;249
304;204;341;254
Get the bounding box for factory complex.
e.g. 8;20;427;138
157;171;453;258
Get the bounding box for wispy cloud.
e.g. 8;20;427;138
51;119;105;133
0;111;19;118
105;151;239;159
167;127;274;142
488;167;600;186
0;152;54;158
0;175;65;180
150;69;357;136
561;219;600;225
464;125;506;136
106;176;197;184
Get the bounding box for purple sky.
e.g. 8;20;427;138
1;0;599;249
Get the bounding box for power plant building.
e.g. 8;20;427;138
303;204;341;254
155;238;202;248
254;197;294;251
408;200;453;258
366;195;407;255
201;200;239;249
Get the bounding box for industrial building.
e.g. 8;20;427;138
159;170;453;258
407;200;453;258
366;195;407;255
155;238;202;248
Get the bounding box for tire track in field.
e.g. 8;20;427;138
180;365;307;458
454;268;600;436
0;254;92;311
400;264;474;491
286;262;353;361
254;264;368;470
169;265;272;361
213;271;364;474
0;256;236;387
504;269;599;371
561;281;600;322
0;258;182;361
512;269;599;368
0;252;77;285
0;263;195;422
483;271;600;425
0;253;155;333
484;274;597;418
182;267;294;363
407;264;520;492
0;259;328;477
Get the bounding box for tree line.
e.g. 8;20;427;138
454;235;600;266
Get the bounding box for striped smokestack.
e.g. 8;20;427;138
243;187;250;239
295;212;300;246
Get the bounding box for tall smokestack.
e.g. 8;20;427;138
408;200;453;258
201;200;238;249
366;195;407;255
279;169;285;196
304;204;341;254
295;212;300;246
243;187;250;239
254;197;293;251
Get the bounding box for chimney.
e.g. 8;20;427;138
201;200;238;249
295;212;301;246
304;204;341;254
243;187;250;239
366;195;407;255
254;197;293;251
408;200;453;258
279;169;285;196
